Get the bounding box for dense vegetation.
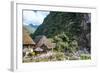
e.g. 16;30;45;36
29;11;91;60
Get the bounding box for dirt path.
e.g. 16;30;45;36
32;51;53;59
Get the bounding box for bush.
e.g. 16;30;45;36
54;52;65;61
49;55;56;61
80;54;91;60
68;56;79;60
31;52;35;56
32;57;49;62
27;53;33;57
65;56;69;60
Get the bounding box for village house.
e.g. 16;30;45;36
34;35;55;54
23;28;35;57
23;27;55;57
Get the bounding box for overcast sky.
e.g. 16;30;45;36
23;10;50;26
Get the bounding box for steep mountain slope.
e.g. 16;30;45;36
32;11;91;52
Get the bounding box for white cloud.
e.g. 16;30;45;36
23;10;49;25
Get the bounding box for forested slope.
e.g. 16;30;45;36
31;11;91;53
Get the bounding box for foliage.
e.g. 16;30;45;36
26;52;36;58
27;53;33;57
53;32;78;53
54;52;65;61
68;56;79;60
31;52;35;56
33;58;49;62
80;54;91;60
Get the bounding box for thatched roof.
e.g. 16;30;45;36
34;35;55;49
23;28;35;45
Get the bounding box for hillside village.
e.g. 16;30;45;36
22;11;91;62
23;28;56;62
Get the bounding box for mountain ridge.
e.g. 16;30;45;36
23;24;39;34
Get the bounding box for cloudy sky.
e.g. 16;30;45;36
23;10;50;26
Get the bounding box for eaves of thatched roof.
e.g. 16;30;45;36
23;28;35;45
34;35;55;49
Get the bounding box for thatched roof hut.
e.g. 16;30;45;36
23;28;35;45
34;35;55;49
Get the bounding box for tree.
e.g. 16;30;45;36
53;32;78;53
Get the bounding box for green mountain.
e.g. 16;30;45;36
32;11;91;53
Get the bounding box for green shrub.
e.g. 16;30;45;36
65;56;69;60
80;54;91;60
55;52;65;61
39;58;49;62
32;58;49;62
69;56;79;60
49;55;56;61
27;53;33;57
31;52;35;56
